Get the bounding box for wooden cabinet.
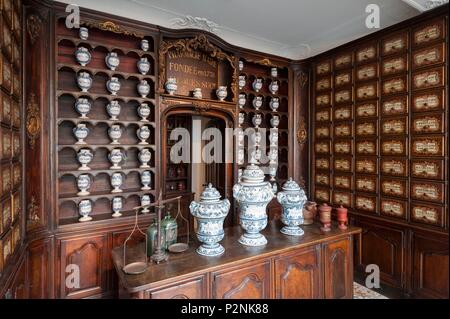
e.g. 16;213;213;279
274;246;322;299
212;260;271;299
147;275;207;299
323;238;352;299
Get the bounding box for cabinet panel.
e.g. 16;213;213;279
411;158;444;180
334;122;352;138
315;171;331;187
356;120;377;137
356;63;378;82
355;100;378;119
334;53;352;70
355;139;377;156
356;81;378;101
315;125;331;139
315;108;331;122
333;173;352;190
212;260;270;299
147;275;207;299
316;60;332;75
314;188;330;204
355;157;378;175
412;66;445;90
411;201;445;227
334;88;352;104
28;239;50;299
334;139;352;155
315;140;330;155
355;194;377;213
315;92;331;107
323;238;352;299
355;175;378;193
412;42;445;69
381;138;407;156
315;157;330;171
274;246;322;299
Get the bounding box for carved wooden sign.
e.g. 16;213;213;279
159;35;236;100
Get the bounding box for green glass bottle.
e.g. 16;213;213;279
161;214;178;249
146;219;166;257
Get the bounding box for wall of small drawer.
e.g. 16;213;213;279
0;0;22;277
311;14;448;230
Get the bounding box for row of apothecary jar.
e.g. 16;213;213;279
238;94;280;111
238;76;280;94
72;123;152;145
238;61;279;78
238;112;280;128
76;148;152;171
74;98;152;121
164;78;229;101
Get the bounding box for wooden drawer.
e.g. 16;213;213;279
381;95;408;116
380;198;408;220
1;126;12;159
11;99;20;128
412;88;445;112
381;31;408;56
356;120;377;137
381;54;408;76
315;140;331;155
381;116;408;136
334;139;352;155
411;135;444;157
355;175;378;193
316;92;331;107
413;43;445;69
334;122;352;138
412;113;444;134
355;101;378;119
410;180;445;204
315;108;331;122
1;196;12;236
355;81;378;101
316;76;332;91
212;260;271;299
1;230;12;272
411;201;444;227
315;125;331;139
334;157;352;173
333;173;352;190
12;161;20;189
334;70;352;87
381;138;407;156
11;190;20;223
334;52;353;70
1;163;11;195
355;157;377;174
411;159;445;181
412;66;445;90
332;191;352;208
355;194;377;213
356;63;378;82
380;177;408;198
382;75;407;95
147;275;207;299
380;157;408;177
315;187;330;204
412;18;445;47
356;43;378;64
334;105;352;121
1;90;12;126
1;57;12;92
334;88;352;104
1;19;12;60
315;157;330;171
316;60;332;75
315;171;331;187
355;139;377;156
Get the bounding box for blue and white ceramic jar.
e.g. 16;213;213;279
140;170;152;190
137;57;150;75
106;101;121;120
269;80;279;94
110;172;123;193
79;27;89;40
253;96;263;110
108;149;125;169
238;93;246;109
105;52;120;71
108;124;122;144
138;148;152;168
141;194;151;213
77;72;93;92
137;103;151;122
111;197;123;218
238;75;246;90
233;164;275;246
189;184;230;257
77;148;94;171
270;115;280;128
271;67;278;78
165;77;177;95
216;86;228;101
238;112;245;127
276;178;307;236
252;78;263;92
73;123;89;145
77;174;91;196
78;199;92;222
137;80;150;98
252;113;262;128
75;47;91;67
107;77;121;95
141;39;149;52
75;98;91;119
137;125;151;144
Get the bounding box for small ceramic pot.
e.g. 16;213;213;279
269;165;277;181
271;67;278;78
75;98;91;119
106;101;121;120
253;96;263;110
303;201;317;225
78;199;92;222
111;197;123;218
138;148;152;168
105;52;120;71
108;124;122;144
73;123;89;145
75;47;91;67
238;93;246;109
252;78;263;92
269;80;279;94
110;172;123;193
268;148;278;162
77;149;94;171
252;113;262;128
216;86;228;101
79;27;89;40
193;88;202;99
141;194;151;213
77;174;91;196
141;39;149;52
137;57;150;75
77;72;92;92
238;60;244;71
319;203;332;232
269;97;280;111
137;80;150;98
238;112;245;127
165;77;177;95
270;115;280;128
238;75;246;90
137;103;150;122
108;149;125;169
140;171;152;190
106;77;121;95
137;125;151;144
336;205;348;230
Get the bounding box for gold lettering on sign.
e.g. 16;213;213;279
414;94;440;111
357;122;375;135
316;110;329;121
383;119;405;134
383;99;406;115
317;62;330;74
383;78;405;94
357;66;376;80
357;47;376;62
335;108;351;120
316;158;329;169
335;125;351;137
356;159;376;173
415;25;440;44
357;85;376;99
413;116;440;132
382;181;404;196
413;161;438;178
412;206;438;223
356;197;375;211
383;57;405;74
382;160;404;175
335;90;351;102
384;38;405;54
335;73;351;85
414;48;440;66
412;184;439;200
357;103;376;117
414;71;440;88
335;159;351;171
334;193;351;206
413;138;440;155
316;127;330;138
357;141;375;154
316;78;330;90
382;140;403;154
316;94;330;106
382;201;403;217
335;142;351;154
357;178;375;191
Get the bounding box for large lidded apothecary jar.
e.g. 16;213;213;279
233;164;274;246
276;178;307;236
189;184;230;257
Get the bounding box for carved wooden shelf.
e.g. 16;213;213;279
57;144;156;151
59;189;156;203
57;90;155;104
58;167;156;177
57;118;156;127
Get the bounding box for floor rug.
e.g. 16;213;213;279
353;282;389;299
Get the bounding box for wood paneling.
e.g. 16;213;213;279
323;237;352;299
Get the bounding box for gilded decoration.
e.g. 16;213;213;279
26;94;41;149
27;14;42;45
297;116;307;149
84;21;144;38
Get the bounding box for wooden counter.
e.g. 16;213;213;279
112;221;361;299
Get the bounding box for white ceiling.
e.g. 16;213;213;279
56;0;447;59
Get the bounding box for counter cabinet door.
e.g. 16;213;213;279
274;245;322;299
211;259;271;299
146;275;208;299
323;237;353;299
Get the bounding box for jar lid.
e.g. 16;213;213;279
200;183;221;201
241;164;265;183
281;178;301;191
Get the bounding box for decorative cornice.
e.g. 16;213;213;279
26;14;42;45
170;15;219;34
26;94;41;149
84;21;144;38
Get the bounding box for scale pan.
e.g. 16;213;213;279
123;262;148;275
169;243;189;253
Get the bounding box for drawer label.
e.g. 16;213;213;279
316;78;331;90
315;142;330;153
382;119;405;134
335;159;351;171
357;66;376;80
412;205;438;223
316;127;330;138
334;193;351;206
335;108;351;120
414;71;441;88
335;124;351;137
414;48;441;66
356;159;376;173
384;38;405;54
335;176;351;188
382;160;405;175
335;142;351;154
381;201;404;217
356;103;377;117
357;122;376;135
335;90;351;103
413;138;441;155
412;161;439;178
383;57;406;74
382;180;404;196
316;158;329;169
382;140;404;154
317;62;330;74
